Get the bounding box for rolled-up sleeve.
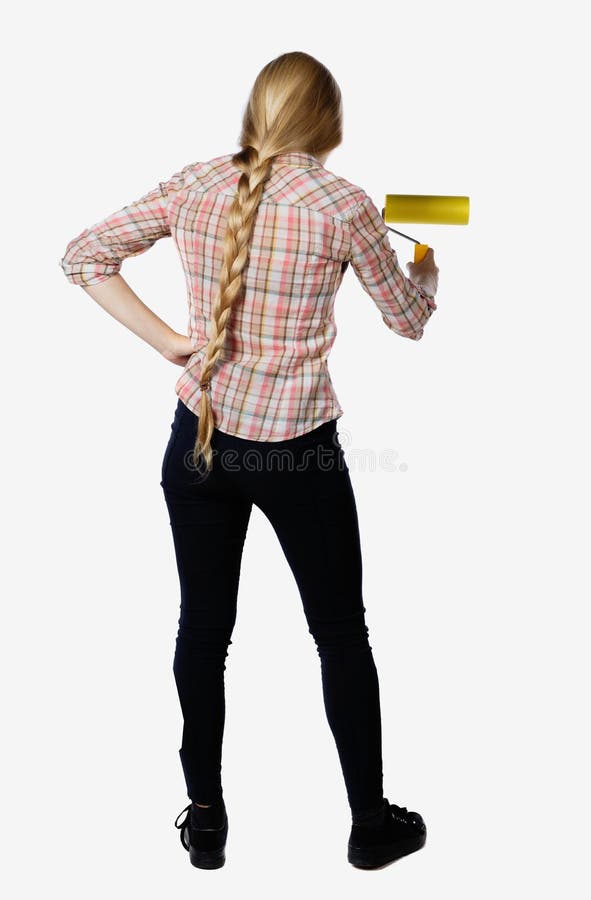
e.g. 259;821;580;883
345;192;437;340
59;165;190;286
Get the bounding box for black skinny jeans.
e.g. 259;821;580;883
160;397;384;818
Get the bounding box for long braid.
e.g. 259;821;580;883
189;50;343;473
192;147;274;475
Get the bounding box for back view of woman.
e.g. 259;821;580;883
60;51;439;871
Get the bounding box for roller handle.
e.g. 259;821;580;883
380;208;431;265
414;243;430;264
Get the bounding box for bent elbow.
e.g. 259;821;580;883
381;313;424;341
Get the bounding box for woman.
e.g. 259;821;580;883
60;51;439;870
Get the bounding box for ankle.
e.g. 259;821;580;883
352;798;387;827
191;796;224;809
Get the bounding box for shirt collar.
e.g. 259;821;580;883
272;151;323;169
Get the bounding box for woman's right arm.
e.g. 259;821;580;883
346;192;439;341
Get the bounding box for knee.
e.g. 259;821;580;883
307;608;372;659
173;622;234;668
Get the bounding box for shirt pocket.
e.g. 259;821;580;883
307;212;349;263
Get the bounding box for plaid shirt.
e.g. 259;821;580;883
60;150;437;440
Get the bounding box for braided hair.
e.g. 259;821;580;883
192;51;342;474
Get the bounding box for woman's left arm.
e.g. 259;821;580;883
60;166;197;363
79;273;191;361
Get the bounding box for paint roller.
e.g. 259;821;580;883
382;194;470;263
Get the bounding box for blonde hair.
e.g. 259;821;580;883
191;51;343;475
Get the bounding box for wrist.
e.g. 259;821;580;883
411;278;436;299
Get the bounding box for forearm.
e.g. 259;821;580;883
81;273;175;354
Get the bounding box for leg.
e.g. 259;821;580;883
251;428;384;817
160;400;253;803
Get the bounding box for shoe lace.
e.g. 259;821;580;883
390;803;410;823
174;803;192;850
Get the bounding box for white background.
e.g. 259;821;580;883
2;0;589;896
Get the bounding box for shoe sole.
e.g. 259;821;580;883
189;844;226;869
348;828;426;869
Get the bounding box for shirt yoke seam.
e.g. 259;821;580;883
178;184;362;225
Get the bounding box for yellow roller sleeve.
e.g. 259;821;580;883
384;194;470;264
384;194;470;225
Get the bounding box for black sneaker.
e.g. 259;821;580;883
347;797;427;869
174;798;228;869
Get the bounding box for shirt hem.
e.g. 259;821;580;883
175;386;344;443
